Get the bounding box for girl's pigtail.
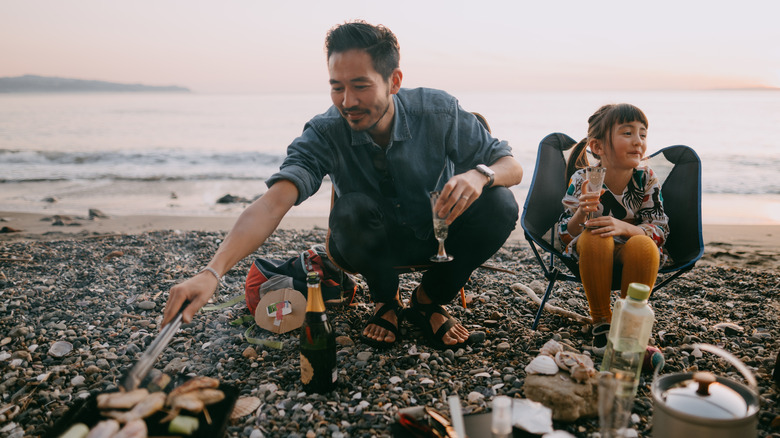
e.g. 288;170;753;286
565;138;589;182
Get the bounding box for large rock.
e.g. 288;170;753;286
523;372;598;422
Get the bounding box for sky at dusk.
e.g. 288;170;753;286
2;0;780;94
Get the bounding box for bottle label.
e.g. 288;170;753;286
618;313;643;340
300;354;314;384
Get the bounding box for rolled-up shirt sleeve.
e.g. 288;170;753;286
449;105;513;173
266;122;333;205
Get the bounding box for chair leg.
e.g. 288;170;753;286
532;269;560;330
653;267;691;292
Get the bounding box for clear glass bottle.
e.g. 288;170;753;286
299;272;337;393
600;282;654;397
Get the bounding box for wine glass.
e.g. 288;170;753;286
584;166;606;229
429;191;454;262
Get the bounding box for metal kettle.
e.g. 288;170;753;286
651;344;759;437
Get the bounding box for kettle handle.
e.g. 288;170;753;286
693;343;757;392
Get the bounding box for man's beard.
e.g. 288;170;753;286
343;99;391;133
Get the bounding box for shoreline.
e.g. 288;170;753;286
2;211;778;272
2;179;779;226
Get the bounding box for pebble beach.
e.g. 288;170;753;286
1;218;779;437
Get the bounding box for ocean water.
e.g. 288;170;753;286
1;90;779;223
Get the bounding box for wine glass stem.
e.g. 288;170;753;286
438;239;447;257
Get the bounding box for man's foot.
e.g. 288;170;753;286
592;323;610;356
404;287;469;350
360;300;402;349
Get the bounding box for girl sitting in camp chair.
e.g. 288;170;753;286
556;103;669;354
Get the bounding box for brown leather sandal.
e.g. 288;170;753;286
404;290;468;351
359;300;402;349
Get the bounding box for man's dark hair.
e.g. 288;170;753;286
325;20;400;81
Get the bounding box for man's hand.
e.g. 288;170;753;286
435;170;485;224
161;271;219;328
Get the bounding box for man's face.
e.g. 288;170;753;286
328;49;398;137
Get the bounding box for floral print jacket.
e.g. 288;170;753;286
556;166;670;261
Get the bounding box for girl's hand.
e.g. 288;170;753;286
585;216;637;238
576;178;603;216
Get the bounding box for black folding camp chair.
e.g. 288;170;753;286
521;133;704;329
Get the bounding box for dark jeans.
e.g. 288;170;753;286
327;187;518;304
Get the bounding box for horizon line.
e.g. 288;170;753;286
2;74;779;95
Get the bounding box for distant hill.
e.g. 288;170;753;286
709;86;780;92
0;75;191;93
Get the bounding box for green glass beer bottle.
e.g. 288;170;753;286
299;271;337;393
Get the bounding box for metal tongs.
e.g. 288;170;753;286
119;303;186;391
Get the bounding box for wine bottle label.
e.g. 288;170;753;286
300;354;314;384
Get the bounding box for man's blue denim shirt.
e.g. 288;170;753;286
266;87;514;239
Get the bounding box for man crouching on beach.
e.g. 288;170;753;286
162;20;523;350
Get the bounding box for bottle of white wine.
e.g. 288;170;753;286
299;271;337;393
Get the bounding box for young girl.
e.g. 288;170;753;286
556;103;669;354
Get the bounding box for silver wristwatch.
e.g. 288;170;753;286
475;164;495;188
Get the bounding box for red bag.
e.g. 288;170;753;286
244;244;359;317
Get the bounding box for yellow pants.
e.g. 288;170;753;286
576;231;660;324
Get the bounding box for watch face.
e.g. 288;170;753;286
476;165;494;187
477;165;494;177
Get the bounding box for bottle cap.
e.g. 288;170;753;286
306;271;320;285
627;282;651;301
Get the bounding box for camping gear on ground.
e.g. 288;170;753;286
651;343;759;437
244;244;359;334
198;244;358;348
392;398;556;437
521;133;704;329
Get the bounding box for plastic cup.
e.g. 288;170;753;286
491;396;512;438
598;371;634;438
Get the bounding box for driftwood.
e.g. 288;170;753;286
0;254;33;262
478;263;521;276
511;282;592;325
